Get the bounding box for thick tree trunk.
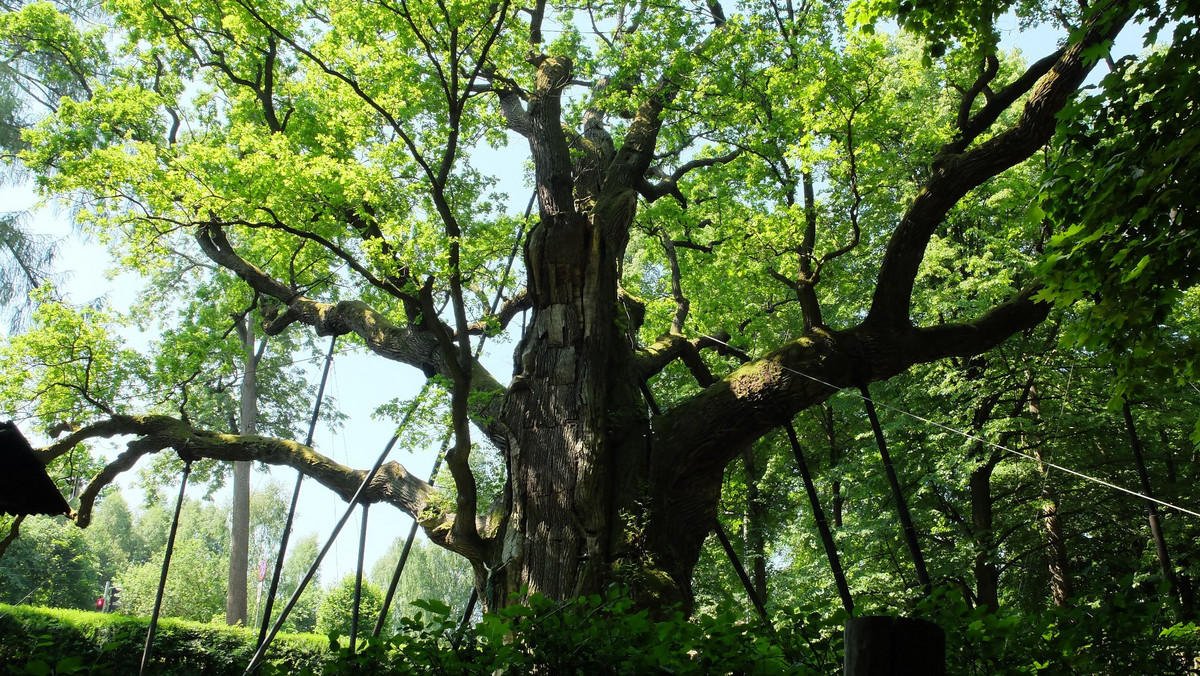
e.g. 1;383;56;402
491;207;657;607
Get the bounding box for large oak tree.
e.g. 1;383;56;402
4;0;1190;614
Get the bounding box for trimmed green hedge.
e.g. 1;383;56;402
0;595;819;675
0;604;327;675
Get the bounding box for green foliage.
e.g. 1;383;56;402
2;0;1199;673
1037;5;1200;393
115;540;227;623
105;483;294;623
0;516;99;610
369;537;473;629
0;214;56;329
911;580;1200;675
3;582;1199;674
0;603;326;675
279;591;810;676
0;288;147;427
81;491;137;586
276;533;323;634
315;574;384;640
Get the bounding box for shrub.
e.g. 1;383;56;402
298;592;825;675
0;604;326;675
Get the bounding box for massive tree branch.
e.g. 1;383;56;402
37;414;452;547
465;288;531;335
866;6;1133;328
945;48;1066;155
654;287;1050;504
194;222;508;443
526;56;576;216
496;86;533;137
635;332;719;386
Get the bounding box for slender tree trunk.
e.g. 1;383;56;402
1160;430;1196;619
969;455;1000;612
227;315;263;626
1122;402;1183;615
741;449;768;603
965;386;1019;614
821;405;844;529
1027;374;1072;606
227;462;251;625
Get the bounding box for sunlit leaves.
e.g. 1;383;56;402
0;287;148;427
0;1;108;105
1036;14;1200;388
846;0;1017;57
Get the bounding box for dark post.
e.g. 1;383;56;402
139;457;193;676
783;420;854;614
844;616;945;676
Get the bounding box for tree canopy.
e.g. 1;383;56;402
1;0;1198;634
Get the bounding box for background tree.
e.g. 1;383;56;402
82;487;141;589
115;496;229;621
370;536;474;628
0;514;99;609
0;0;102;327
277;533;323;634
315;574;383;639
71;482;292;622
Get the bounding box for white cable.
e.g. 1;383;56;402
696;332;1200;520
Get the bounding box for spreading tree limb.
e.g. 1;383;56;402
33;415;465;552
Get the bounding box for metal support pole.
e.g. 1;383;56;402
256;336;337;649
373;435;450;637
372;519;417;637
783;420;854;614
139;458;193;676
451;588;478;649
349;503;369;656
372;208;528;635
244;430;403;674
714;522;769;621
859;383;932;597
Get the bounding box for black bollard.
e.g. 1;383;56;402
844;616;945;676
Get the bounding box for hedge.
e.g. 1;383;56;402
0;604;327;675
